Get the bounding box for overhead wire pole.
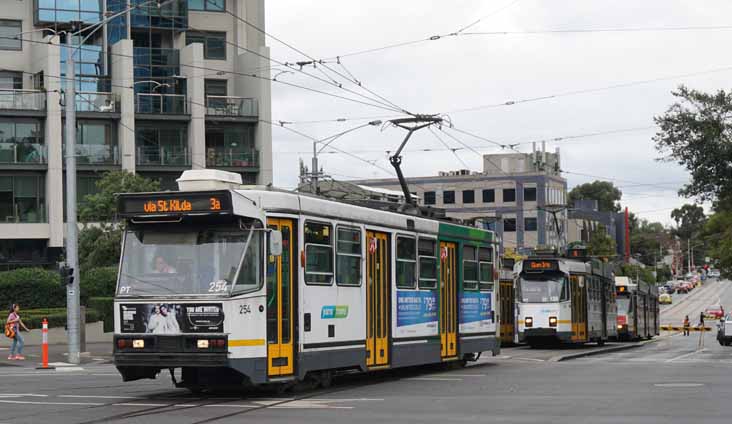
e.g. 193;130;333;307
387;116;443;205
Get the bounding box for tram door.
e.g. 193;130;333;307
366;231;390;367
570;275;587;342
499;279;515;344
267;218;295;377
439;242;457;358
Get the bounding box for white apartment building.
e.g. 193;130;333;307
0;0;272;268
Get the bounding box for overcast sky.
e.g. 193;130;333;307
265;0;732;225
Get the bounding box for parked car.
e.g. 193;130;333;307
717;313;732;346
704;306;725;320
709;269;721;279
663;283;676;294
659;293;673;304
677;282;690;294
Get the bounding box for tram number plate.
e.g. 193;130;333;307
240;304;252;314
208;280;229;293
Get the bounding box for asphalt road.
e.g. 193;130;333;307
0;281;728;424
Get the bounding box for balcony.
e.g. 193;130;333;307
136;93;187;115
70;145;120;166
0;90;46;112
206;149;259;169
0;143;46;165
130;0;188;31
206;97;258;118
137;146;190;167
1;203;47;224
73;92;119;113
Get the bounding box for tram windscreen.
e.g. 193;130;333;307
617;297;631;315
518;275;569;303
117;226;262;296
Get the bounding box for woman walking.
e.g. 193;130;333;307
6;304;30;360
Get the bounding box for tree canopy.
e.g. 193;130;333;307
670;204;706;240
568;181;623;213
79;171;160;223
586;224;616;258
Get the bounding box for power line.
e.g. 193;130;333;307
428;127;472;170
462;24;732;36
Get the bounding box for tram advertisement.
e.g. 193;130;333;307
459;292;494;332
119;303;224;334
396;291;438;335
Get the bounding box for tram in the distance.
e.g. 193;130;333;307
113;170;500;390
614;277;659;340
515;251;617;346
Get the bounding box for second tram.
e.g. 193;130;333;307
614;276;659;340
515;253;617;346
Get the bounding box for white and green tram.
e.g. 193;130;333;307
113;170;500;389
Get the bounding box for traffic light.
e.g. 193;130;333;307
60;266;74;286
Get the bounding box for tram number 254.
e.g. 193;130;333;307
239;304;252;314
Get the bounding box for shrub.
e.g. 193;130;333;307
81;267;118;304
0;268;65;310
22;308;100;329
89;297;114;333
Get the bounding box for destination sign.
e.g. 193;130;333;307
523;260;559;272
118;191;232;216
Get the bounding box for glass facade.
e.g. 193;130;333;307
0;175;46;223
63;121;118;165
188;0;225;11
35;0;103;25
130;0;188;31
60;38;110;93
0;120;45;165
186;31;226;60
205;126;257;168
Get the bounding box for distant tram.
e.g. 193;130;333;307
614;277;659;340
515;251;617;346
113;170;500;390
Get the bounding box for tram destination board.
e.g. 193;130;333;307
118;191;233;216
523;259;559;272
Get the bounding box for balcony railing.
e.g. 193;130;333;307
137;146;190;166
1;203;46;223
0;143;46;164
66;145;119;165
206;96;259;117
0;90;46;111
136;93;188;114
73;92;119;113
206;149;259;168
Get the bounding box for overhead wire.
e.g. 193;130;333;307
427;127;472;170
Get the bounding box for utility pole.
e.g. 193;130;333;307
64;28;81;365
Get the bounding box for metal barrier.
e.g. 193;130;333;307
0;89;46;111
205;96;258;117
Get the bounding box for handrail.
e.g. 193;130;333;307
205;96;258;117
135;93;187;114
0;89;46;111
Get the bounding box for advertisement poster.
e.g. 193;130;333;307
459;292;494;333
120;303;224;334
397;290;438;328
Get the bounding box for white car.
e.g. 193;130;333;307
718;313;732;346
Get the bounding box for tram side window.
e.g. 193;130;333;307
478;247;493;291
463;245;478;290
396;236;417;289
418;238;437;289
305;222;334;285
336;227;362;286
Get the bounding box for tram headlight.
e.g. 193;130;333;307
132;339;145;349
197;339;210;349
525;316;533;327
549;316;557;327
617;324;625;330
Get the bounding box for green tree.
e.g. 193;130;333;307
630;219;669;267
654;85;732;201
78;171;160;271
701;196;732;278
586;224;616;258
568;181;623;213
670;204;706;240
616;263;656;284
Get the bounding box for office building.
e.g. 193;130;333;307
0;0;272;269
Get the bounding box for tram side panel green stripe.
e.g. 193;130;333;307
438;222;494;243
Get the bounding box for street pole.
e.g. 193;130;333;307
311;141;318;194
65;34;81;365
687;238;691;274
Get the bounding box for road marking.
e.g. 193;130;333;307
666;350;703;362
514;357;545;362
404;377;463;381
113;402;172;407
0;399;105;406
654;383;705;388
60;395;142;399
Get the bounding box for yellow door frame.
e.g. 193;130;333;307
366;231;389;367
267;218;295;376
440;241;457;358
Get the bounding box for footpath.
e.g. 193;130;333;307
0;322;112;368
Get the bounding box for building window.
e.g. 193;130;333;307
443;190;455;204
482;189;495;203
36;1;102;25
396;236;417;289
188;0;225;11
504;218;516;232
205;125;257;168
0;175;46;223
186;31;226;60
418;238;437;289
524;187;537;202
0;120;44;164
136;125;189;166
305;222;333;285
462;190;475;204
503;188;516;202
423;191;436;205
74;122;116;165
525;217;538;231
0;20;22;51
204;79;227;97
0;71;22;90
336;227;361;286
463;245;479;290
479;247;494;291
